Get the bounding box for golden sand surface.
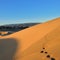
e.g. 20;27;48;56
0;17;60;60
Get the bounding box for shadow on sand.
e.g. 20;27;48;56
0;38;18;60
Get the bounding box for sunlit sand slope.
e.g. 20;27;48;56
21;24;60;60
0;18;60;60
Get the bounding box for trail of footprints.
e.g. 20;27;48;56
40;48;55;60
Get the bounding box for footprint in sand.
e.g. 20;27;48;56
40;48;55;60
45;52;48;54
40;51;44;53
51;58;55;60
46;55;50;58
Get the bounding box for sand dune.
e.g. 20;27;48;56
0;17;60;60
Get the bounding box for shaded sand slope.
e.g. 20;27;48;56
0;18;60;60
0;38;18;60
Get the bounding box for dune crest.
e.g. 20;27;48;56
0;18;60;60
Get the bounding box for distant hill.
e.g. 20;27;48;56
0;23;40;36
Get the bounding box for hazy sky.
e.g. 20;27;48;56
0;0;60;25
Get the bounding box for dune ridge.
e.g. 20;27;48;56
0;18;60;60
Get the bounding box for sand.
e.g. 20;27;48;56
0;31;8;35
0;17;60;60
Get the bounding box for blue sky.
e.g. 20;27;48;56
0;0;60;25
